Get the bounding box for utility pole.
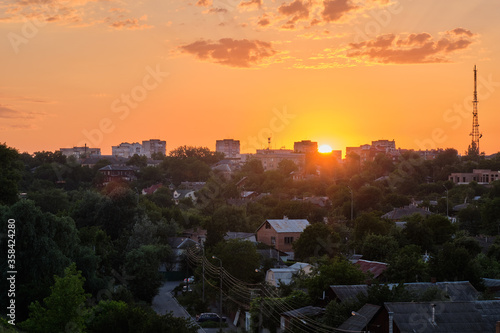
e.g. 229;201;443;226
213;256;223;332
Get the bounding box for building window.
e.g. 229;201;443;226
271;237;276;245
284;236;294;244
265;222;271;229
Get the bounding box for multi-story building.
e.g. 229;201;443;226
142;139;166;158
216;139;240;158
253;149;305;171
449;169;500;185
112;139;166;158
59;146;101;158
294;140;318;154
112;142;142;158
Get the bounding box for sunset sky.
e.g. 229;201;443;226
1;0;499;156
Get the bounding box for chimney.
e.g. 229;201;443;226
388;312;394;333
283;216;288;220
431;277;437;284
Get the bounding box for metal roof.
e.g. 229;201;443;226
280;306;325;318
385;301;500;333
338;304;381;332
331;281;479;303
265;219;310;233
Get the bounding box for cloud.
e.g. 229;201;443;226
109;16;152;30
0;104;46;119
196;0;212;7
448;27;475;37
346;29;477;64
322;0;358;22
257;15;271;27
278;0;311;28
179;38;277;68
239;0;262;8
207;7;228;13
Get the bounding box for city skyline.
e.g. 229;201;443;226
1;0;500;155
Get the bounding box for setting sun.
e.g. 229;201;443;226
318;144;333;153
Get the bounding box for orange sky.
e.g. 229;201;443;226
1;0;499;155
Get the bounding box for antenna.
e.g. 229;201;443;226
468;65;481;156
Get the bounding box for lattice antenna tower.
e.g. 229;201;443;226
469;65;482;154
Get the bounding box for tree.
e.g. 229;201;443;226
361;234;399;262
0;200;81;320
385;245;429;283
305;257;366;300
21;263;90;333
353;212;392;243
125;244;171;302
293;223;340;261
277;159;298;176
0;143;23;205
88;300;198;333
126;154;148;167
211;239;261;283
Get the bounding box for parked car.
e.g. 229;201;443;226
184;276;195;283
196;313;226;323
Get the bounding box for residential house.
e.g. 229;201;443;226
280;306;325;331
265;262;313;287
255;217;310;258
338;303;381;333
173;189;197;205
98;165;137;184
354;259;388;282
330;281;479;304
142;184;163;195
366;301;500;333
381;205;433;221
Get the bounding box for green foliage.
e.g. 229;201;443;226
21;263;90;333
305;257;366;301
361;234;399;262
88;300;198;333
0;200;82;320
293;223;340;261
0;143;23;205
250;290;310;333
385;245;429;283
353;212;392;243
211;239;261;283
124;244;171;302
126;154;148;167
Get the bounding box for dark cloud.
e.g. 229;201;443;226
448;27;475;37
347;30;476;64
257;16;271;26
180;38;277;68
278;0;310;26
322;0;358;22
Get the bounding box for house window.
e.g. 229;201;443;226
271;237;276;245
284;236;294;244
265;222;271;229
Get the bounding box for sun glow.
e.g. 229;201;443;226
318;144;333;153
